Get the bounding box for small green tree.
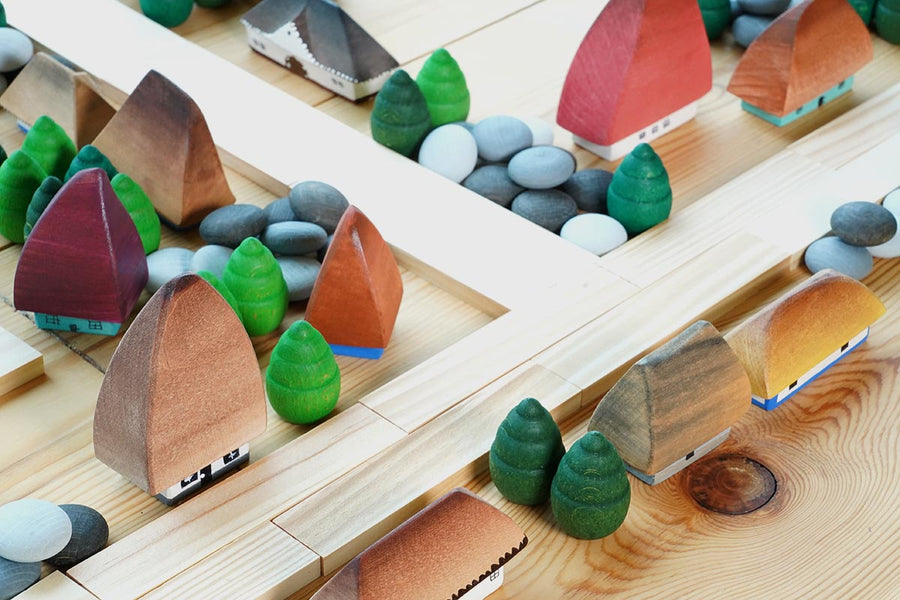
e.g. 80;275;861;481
223;237;288;336
370;70;432;157
111;174;161;254
24;176;63;240
876;0;900;42
698;0;732;39
0;151;47;244
417;48;470;127
607;143;672;235
64;145;117;182
21;116;77;180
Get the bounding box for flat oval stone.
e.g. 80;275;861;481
559;169;613;213
199;204;266;248
261;221;327;256
263;197;296;225
804;237;873;280
277;256;321;302
289;181;349;234
738;0;790;15
146;247;194;294
869;190;900;258
0;29;34;72
511;190;578;233
831;201;897;246
520;116;554;146
0;499;72;563
560;214;627;256
508;146;576;189
0;557;40;600
190;245;233;278
46;505;108;570
472;116;533;162
463;165;524;208
418;124;478;183
733;15;773;47
884;188;900;214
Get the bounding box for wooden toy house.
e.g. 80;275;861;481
556;0;712;160
305;205;403;359
241;0;399;100
589;321;750;485
725;270;885;411
727;0;873;126
13;168;147;336
0;52;116;148
93;274;267;505
312;488;527;600
93;70;235;228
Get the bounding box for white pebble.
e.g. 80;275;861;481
520;116;554;146
418;124;478;183
0;499;72;563
0;29;34;71
560;213;627;256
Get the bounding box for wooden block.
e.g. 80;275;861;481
557;0;712;160
727;0;873;125
141;523;319;600
13;168;147;336
241;0;399;100
0;325;43;396
93;274;266;503
306;206;403;359
14;571;97;600
0;52;115;148
312;489;527;600
93;70;235;227
588;320;750;484
725;269;885;410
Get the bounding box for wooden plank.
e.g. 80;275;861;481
16;571;98;600
276;362;581;575
141;523;319;600
0;324;43;396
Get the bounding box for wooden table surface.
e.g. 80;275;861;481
2;1;900;598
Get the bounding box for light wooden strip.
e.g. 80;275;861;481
141;523;319;600
276;362;581;575
0;324;43;396
67;405;404;600
16;571;98;600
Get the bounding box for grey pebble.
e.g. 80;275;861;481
277;257;321;302
146;247;194;294
511;190;578;233
261;221;327;256
559;169;613;213
508;146;576;190
738;0;790;15
733;15;774;47
472;116;533;162
190;245;233;278
0;557;40;600
830;201;897;247
289;181;349;234
47;505;108;570
199;204;266;248
0;29;34;72
463;165;524;208
731;0;743;18
804;237;873;280
263;197;296;225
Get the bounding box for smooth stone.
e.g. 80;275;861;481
0;499;72;563
199;204;266;248
868;191;900;258
520;116;554;146
261;221;328;256
289;181;349;234
263;197;296;225
511;190;578;233
738;0;790;14
731;0;743;17
190;245;233;278
508;146;576;190
277;256;321;302
453;121;475;133
885;189;900;214
463;165;524;208
560;214;628;256
0;557;40;600
47;505;109;570
831;201;897;246
733;15;773;47
472;116;533;162
804;237;873;280
146;247;194;293
0;29;34;72
418;124;478;183
559;169;613;213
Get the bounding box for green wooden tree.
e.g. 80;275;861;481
64;145;117;182
698;0;732;39
416;48;471;127
140;0;193;27
551;431;630;539
24;176;63;240
0;2;6;27
876;0;900;43
266;320;341;424
370;70;432;157
196;270;242;322
0;151;48;244
490;397;565;505
20;115;77;180
607;143;672;235
195;0;230;7
223;237;288;336
111;174;161;254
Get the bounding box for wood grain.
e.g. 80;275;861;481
0;324;43;396
15;571;98;600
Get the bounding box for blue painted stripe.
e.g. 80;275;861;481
741;76;855;127
329;344;384;359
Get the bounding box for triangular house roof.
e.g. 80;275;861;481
727;0;873;117
93;274;267;495
557;0;711;145
13;168;146;323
